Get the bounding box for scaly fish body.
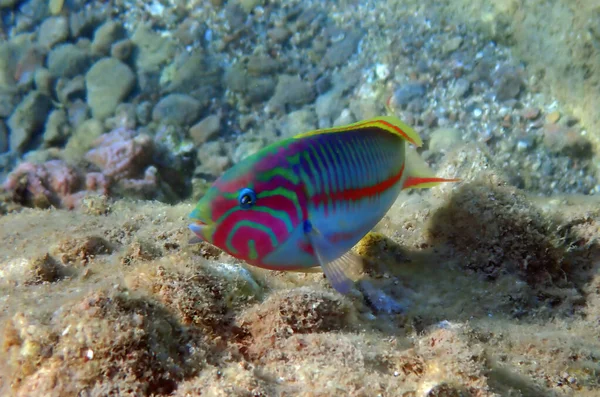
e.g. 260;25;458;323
190;116;458;294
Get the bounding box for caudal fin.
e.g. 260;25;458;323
402;146;460;190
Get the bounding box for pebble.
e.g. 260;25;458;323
7;91;52;152
279;109;317;138
43;108;70;146
47;43;91;78
110;39;132;61
56;75;85;103
131;23;177;72
443;36;463;53
0;92;17;117
323;30;363;67
315;89;343;123
49;0;64;15
37;16;69;49
152;94;202;126
521;107;541;120
333;108;355;127
268;27;291;43
0;120;7;153
196;141;230;176
246;76;276;102
429;127;463;153
542;124;591;156
189;114;221;145
494;66;523;101
270;74;315;109
451;78;471;98
247;54;281;76
85;57;136;120
91;20;125;55
375;63;390;80
389;82;426;107
546;110;561;124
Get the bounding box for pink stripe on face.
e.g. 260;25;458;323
212;209;286;257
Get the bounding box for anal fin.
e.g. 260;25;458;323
307;225;364;294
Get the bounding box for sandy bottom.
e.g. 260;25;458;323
1;147;599;396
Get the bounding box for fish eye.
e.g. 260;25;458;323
238;187;257;209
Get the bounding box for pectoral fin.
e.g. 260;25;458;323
305;222;364;294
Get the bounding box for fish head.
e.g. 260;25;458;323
189;146;304;264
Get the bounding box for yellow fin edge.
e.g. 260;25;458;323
293;116;423;147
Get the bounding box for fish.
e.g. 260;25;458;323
189;116;459;295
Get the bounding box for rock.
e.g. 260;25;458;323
443;36;463;53
267;27;291;43
38;16;69;49
279;109;316;138
91;20;125;55
521;107;541;120
0;43;17;90
85;57;136;120
270;75;315;110
43;109;70;146
389;82;426;107
189;114;221;145
0;91;18;117
542;124;592;157
48;0;64;15
429;127;463;153
66;99;89;129
152;94;202;126
232;140;264;163
63;119;104;162
8;91;52;152
333;108;354;127
160;52;222;95
136;101;152;125
0;120;7;153
195;141;230;176
0;254;61;286
69;5;107;37
247;54;281;76
494;66;523;101
47;43;91;78
56;75;86;103
110;39;132;61
131;23;176;72
224;63;248;93
34;68;53;94
237;0;264;13
316;89;343;124
545;110;561;124
323;30;363;67
246;76;276;102
451;78;471;98
0;0;18;8
174;17;205;46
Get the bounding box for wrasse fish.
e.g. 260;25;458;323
189;116;459;294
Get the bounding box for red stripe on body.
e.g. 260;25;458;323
311;163;405;207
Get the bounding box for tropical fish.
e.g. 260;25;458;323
189;116;458;294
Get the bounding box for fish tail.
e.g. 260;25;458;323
402;146;460;190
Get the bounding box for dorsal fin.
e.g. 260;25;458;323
293;116;424;147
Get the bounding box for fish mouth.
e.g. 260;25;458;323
188;219;214;242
